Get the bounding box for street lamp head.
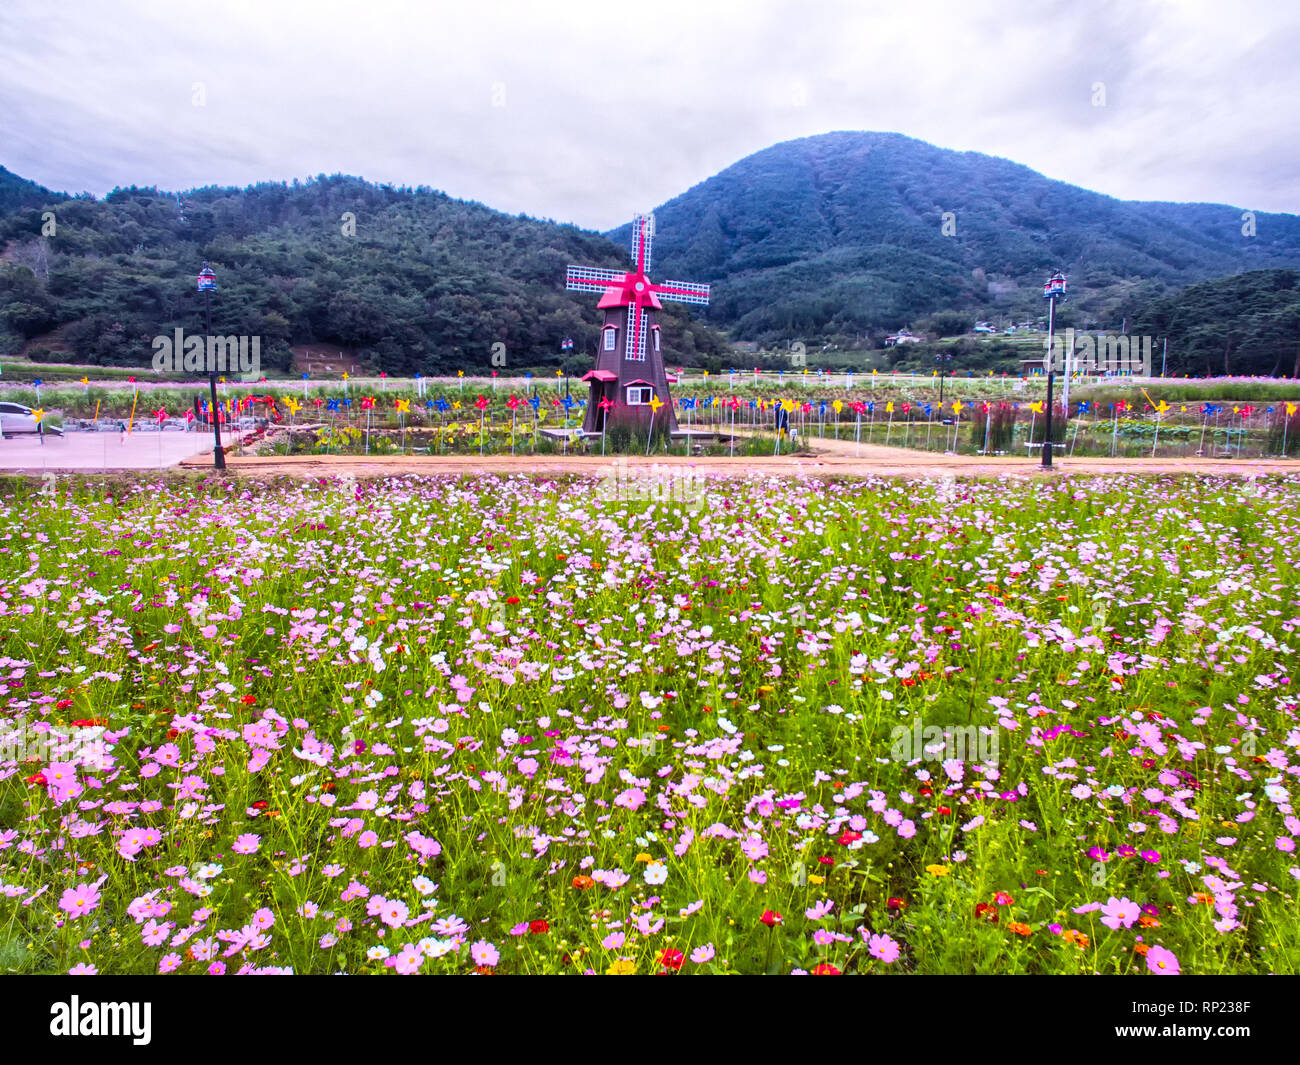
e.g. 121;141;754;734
1043;272;1066;300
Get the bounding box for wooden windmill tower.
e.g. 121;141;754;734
566;213;709;435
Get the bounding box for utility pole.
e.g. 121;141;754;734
198;261;225;470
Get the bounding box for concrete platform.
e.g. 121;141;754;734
0;431;217;472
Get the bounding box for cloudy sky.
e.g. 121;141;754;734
2;0;1296;230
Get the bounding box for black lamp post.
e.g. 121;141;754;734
936;350;952;405
1041;271;1067;468
197;261;225;470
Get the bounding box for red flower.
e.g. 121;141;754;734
810;963;841;975
251;800;269;810
974;902;999;923
505;597;520;605
528;920;549;935
837;831;862;846
658;948;684;970
994;891;1015;906
936;805;952;815
56;699;74;710
760;910;783;927
25;772;47;787
240;694;257;705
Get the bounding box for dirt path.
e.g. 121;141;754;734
177;440;1298;480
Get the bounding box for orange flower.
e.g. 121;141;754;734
1062;930;1090;949
1138;914;1160;928
1007;922;1031;937
571;875;595;891
1133;943;1150;956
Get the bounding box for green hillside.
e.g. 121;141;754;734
0;174;728;374
614;131;1300;347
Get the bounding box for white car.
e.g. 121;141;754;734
0;401;63;437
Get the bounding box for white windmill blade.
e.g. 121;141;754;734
630;214;654;274
566;265;626;292
625;305;647;361
656;280;711;306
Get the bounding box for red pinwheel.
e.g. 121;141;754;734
475;394;489;411
313;398;324;408
507;394;521;410
154;408;167;424
598;396;614;412
360;396;375;411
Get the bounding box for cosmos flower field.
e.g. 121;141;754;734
2;471;1298;976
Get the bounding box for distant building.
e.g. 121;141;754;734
973;321;996;334
884;329;924;346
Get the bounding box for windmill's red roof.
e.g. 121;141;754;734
581;370;617;382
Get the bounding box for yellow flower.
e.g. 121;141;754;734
807;874;825;885
925;864;950;877
606;959;636;976
634;853;653;863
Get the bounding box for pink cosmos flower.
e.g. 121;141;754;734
1100;896;1138;931
690;943;715;964
231;833;261;855
470;940;500;967
868;933;900;963
1146;945;1180;975
58;883;101;919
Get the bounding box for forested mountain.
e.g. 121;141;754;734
2;131;1298;374
0;166;66;216
0;175;729;373
1126;269;1300;378
614;131;1300;346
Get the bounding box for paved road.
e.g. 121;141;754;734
0;431;215;472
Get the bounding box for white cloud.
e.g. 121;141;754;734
1;0;1295;229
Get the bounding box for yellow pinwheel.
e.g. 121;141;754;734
951;400;964;415
886;401;894;413
648;395;663;413
1287;403;1298;416
32;407;44;424
284;396;301;415
395;398;410;414
832;399;842;413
